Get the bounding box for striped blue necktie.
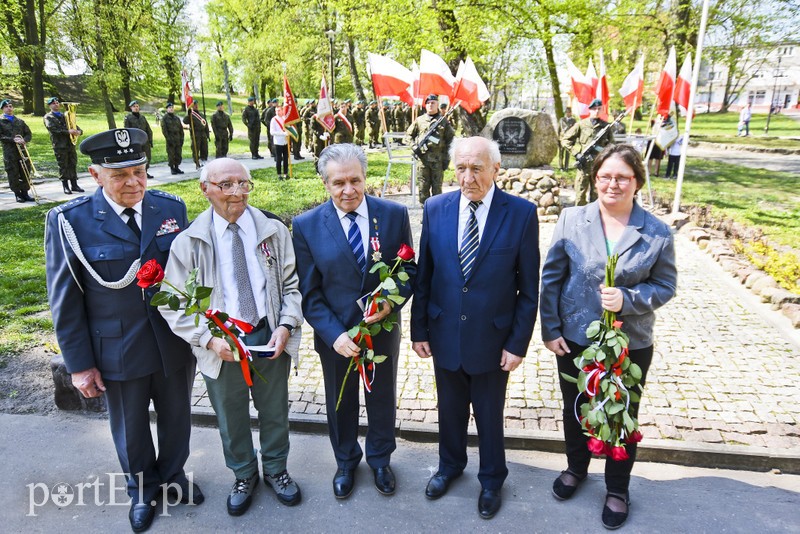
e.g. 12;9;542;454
346;212;366;272
459;201;481;279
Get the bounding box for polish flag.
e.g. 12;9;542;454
674;54;693;115
619;56;645;113
596;50;610;121
565;56;594;108
654;46;677;118
181;68;193;109
418;49;455;97
368;53;414;106
281;74;301;125
586;58;598;95
451;57;490;113
315;74;336;132
409;61;421;104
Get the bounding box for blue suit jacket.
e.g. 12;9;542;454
539;201;677;349
45;188;194;381
292;195;416;357
410;189;540;374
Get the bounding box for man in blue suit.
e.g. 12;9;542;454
45;128;201;532
293;143;415;499
411;136;540;519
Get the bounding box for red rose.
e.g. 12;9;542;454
587;437;606;455
610;446;630;461
612;320;623;329
136;259;165;289
396;244;415;261
626;430;643;444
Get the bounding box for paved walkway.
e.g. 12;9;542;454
686;145;800;174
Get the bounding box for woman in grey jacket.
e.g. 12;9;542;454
540;144;677;529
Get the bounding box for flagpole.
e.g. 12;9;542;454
673;0;710;214
284;63;293;179
199;60;207;118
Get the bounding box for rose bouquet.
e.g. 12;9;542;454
336;244;415;411
137;259;264;386
561;254;644;461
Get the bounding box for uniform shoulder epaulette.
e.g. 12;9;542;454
51;195;90;214
150;190;184;203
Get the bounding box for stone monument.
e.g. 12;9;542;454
481;108;558;169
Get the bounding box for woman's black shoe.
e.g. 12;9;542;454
552;469;587;500
602;492;630;530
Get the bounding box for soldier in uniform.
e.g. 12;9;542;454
0;99;35;202
242;97;263;159
124;100;154;179
302;100;316;154
211;100;234;158
262;98;278;158
366;101;381;148
352;100;366;146
311;112;330;162
161;101;185;175
290;105;305;161
561;98;614;206
406;94;455;205
43;97;85;194
333;100;354;144
45;128;202;531
557;107;577;170
184;100;210;166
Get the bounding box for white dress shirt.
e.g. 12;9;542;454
334;197;369;259
212;208;268;322
103;189;142;230
458;184;495;250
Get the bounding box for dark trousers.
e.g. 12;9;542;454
666;155;680;178
292;126;303;158
191;135;208;162
4;150;30;194
434;365;510;490
214;134;229;158
557;339;653;494
319;336;399;470
54;145;78;184
104;363;194;503
248;127;261;156
559;146;571;170
418;160;444;204
166;141;182;168
275;144;288;175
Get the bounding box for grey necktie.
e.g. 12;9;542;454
228;222;259;325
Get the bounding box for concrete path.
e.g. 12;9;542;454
2;412;798;533
686;145;800;175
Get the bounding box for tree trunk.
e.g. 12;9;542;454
18;55;34;114
544;37;564;121
347;37;366;102
28;0;45;116
118;55;132;111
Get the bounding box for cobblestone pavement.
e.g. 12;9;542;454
190;189;800;454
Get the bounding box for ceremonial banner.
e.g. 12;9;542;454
586;58;598;95
674;54;693;115
409;60;421;104
452;57;490;113
565;56;593;117
181;68;193;109
367;53;414;106
418;49;455;97
654;46;677;118
316;74;336;132
596;49;610;121
282;75;301;125
619;56;645;112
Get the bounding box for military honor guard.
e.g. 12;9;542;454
184;101;210;166
161;102;185;175
242;96;263;159
43;97;85;194
352;100;366;146
0;99;35;202
406;94;455;205
210;101;234;158
366;101;381;148
561;98;614;206
124;100;154;179
333;100;354;144
558;107;577;171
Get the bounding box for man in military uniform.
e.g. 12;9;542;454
0;99;35;202
366;101;381;148
561;98;614;206
333;100;354;144
557;107;577;171
43;97;84;195
406;94;455;205
352;100;366;146
124;100;154;179
302;100;316;154
311;112;330;161
290;105;305;161
211;100;234;158
184;100;210;166
45;128;202;532
242;97;263;159
161;102;185;175
393;102;406;137
262;98;278;157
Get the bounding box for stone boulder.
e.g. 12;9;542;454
481;108;558;168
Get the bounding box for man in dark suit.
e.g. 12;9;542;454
411;136;540;519
45;128;201;532
293;143;416;499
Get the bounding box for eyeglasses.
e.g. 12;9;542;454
209;180;254;195
596;175;633;186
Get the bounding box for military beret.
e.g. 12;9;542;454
47;97;59;105
216;100;224;106
565;106;572;112
129;100;139;107
166;102;174;108
79;128;149;169
588;98;603;109
369;100;377;105
343;99;351;104
439;103;447;108
247;96;256;102
270;98;278;103
0;99;11;109
357;100;365;104
425;94;439;103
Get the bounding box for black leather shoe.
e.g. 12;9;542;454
129;502;155;532
167;481;205;505
552;469;587;501
295;155;305;160
373;466;396;495
21;192;35;202
15;195;26;203
71;182;84;192
602;492;630;530
252;155;264;160
147;173;154;180
478;488;502;519
333;468;355;499
62;182;72;194
170;167;179;175
425;471;461;500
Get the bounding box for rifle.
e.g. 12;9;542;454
574;109;628;169
411;106;457;160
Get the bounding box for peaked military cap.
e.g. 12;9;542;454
80;128;149;169
425;94;439;103
47;97;59;105
588;98;603;109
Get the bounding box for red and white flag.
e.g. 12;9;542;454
596;50;610;121
315;73;336;132
619;56;645;113
674;53;693;115
451;57;490;113
586;58;598;95
282;74;301;125
418;49;455;97
409;61;421;104
565;56;593;118
181;68;193;109
367;53;414;106
654;46;677;118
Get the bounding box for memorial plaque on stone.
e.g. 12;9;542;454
493;117;530;154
